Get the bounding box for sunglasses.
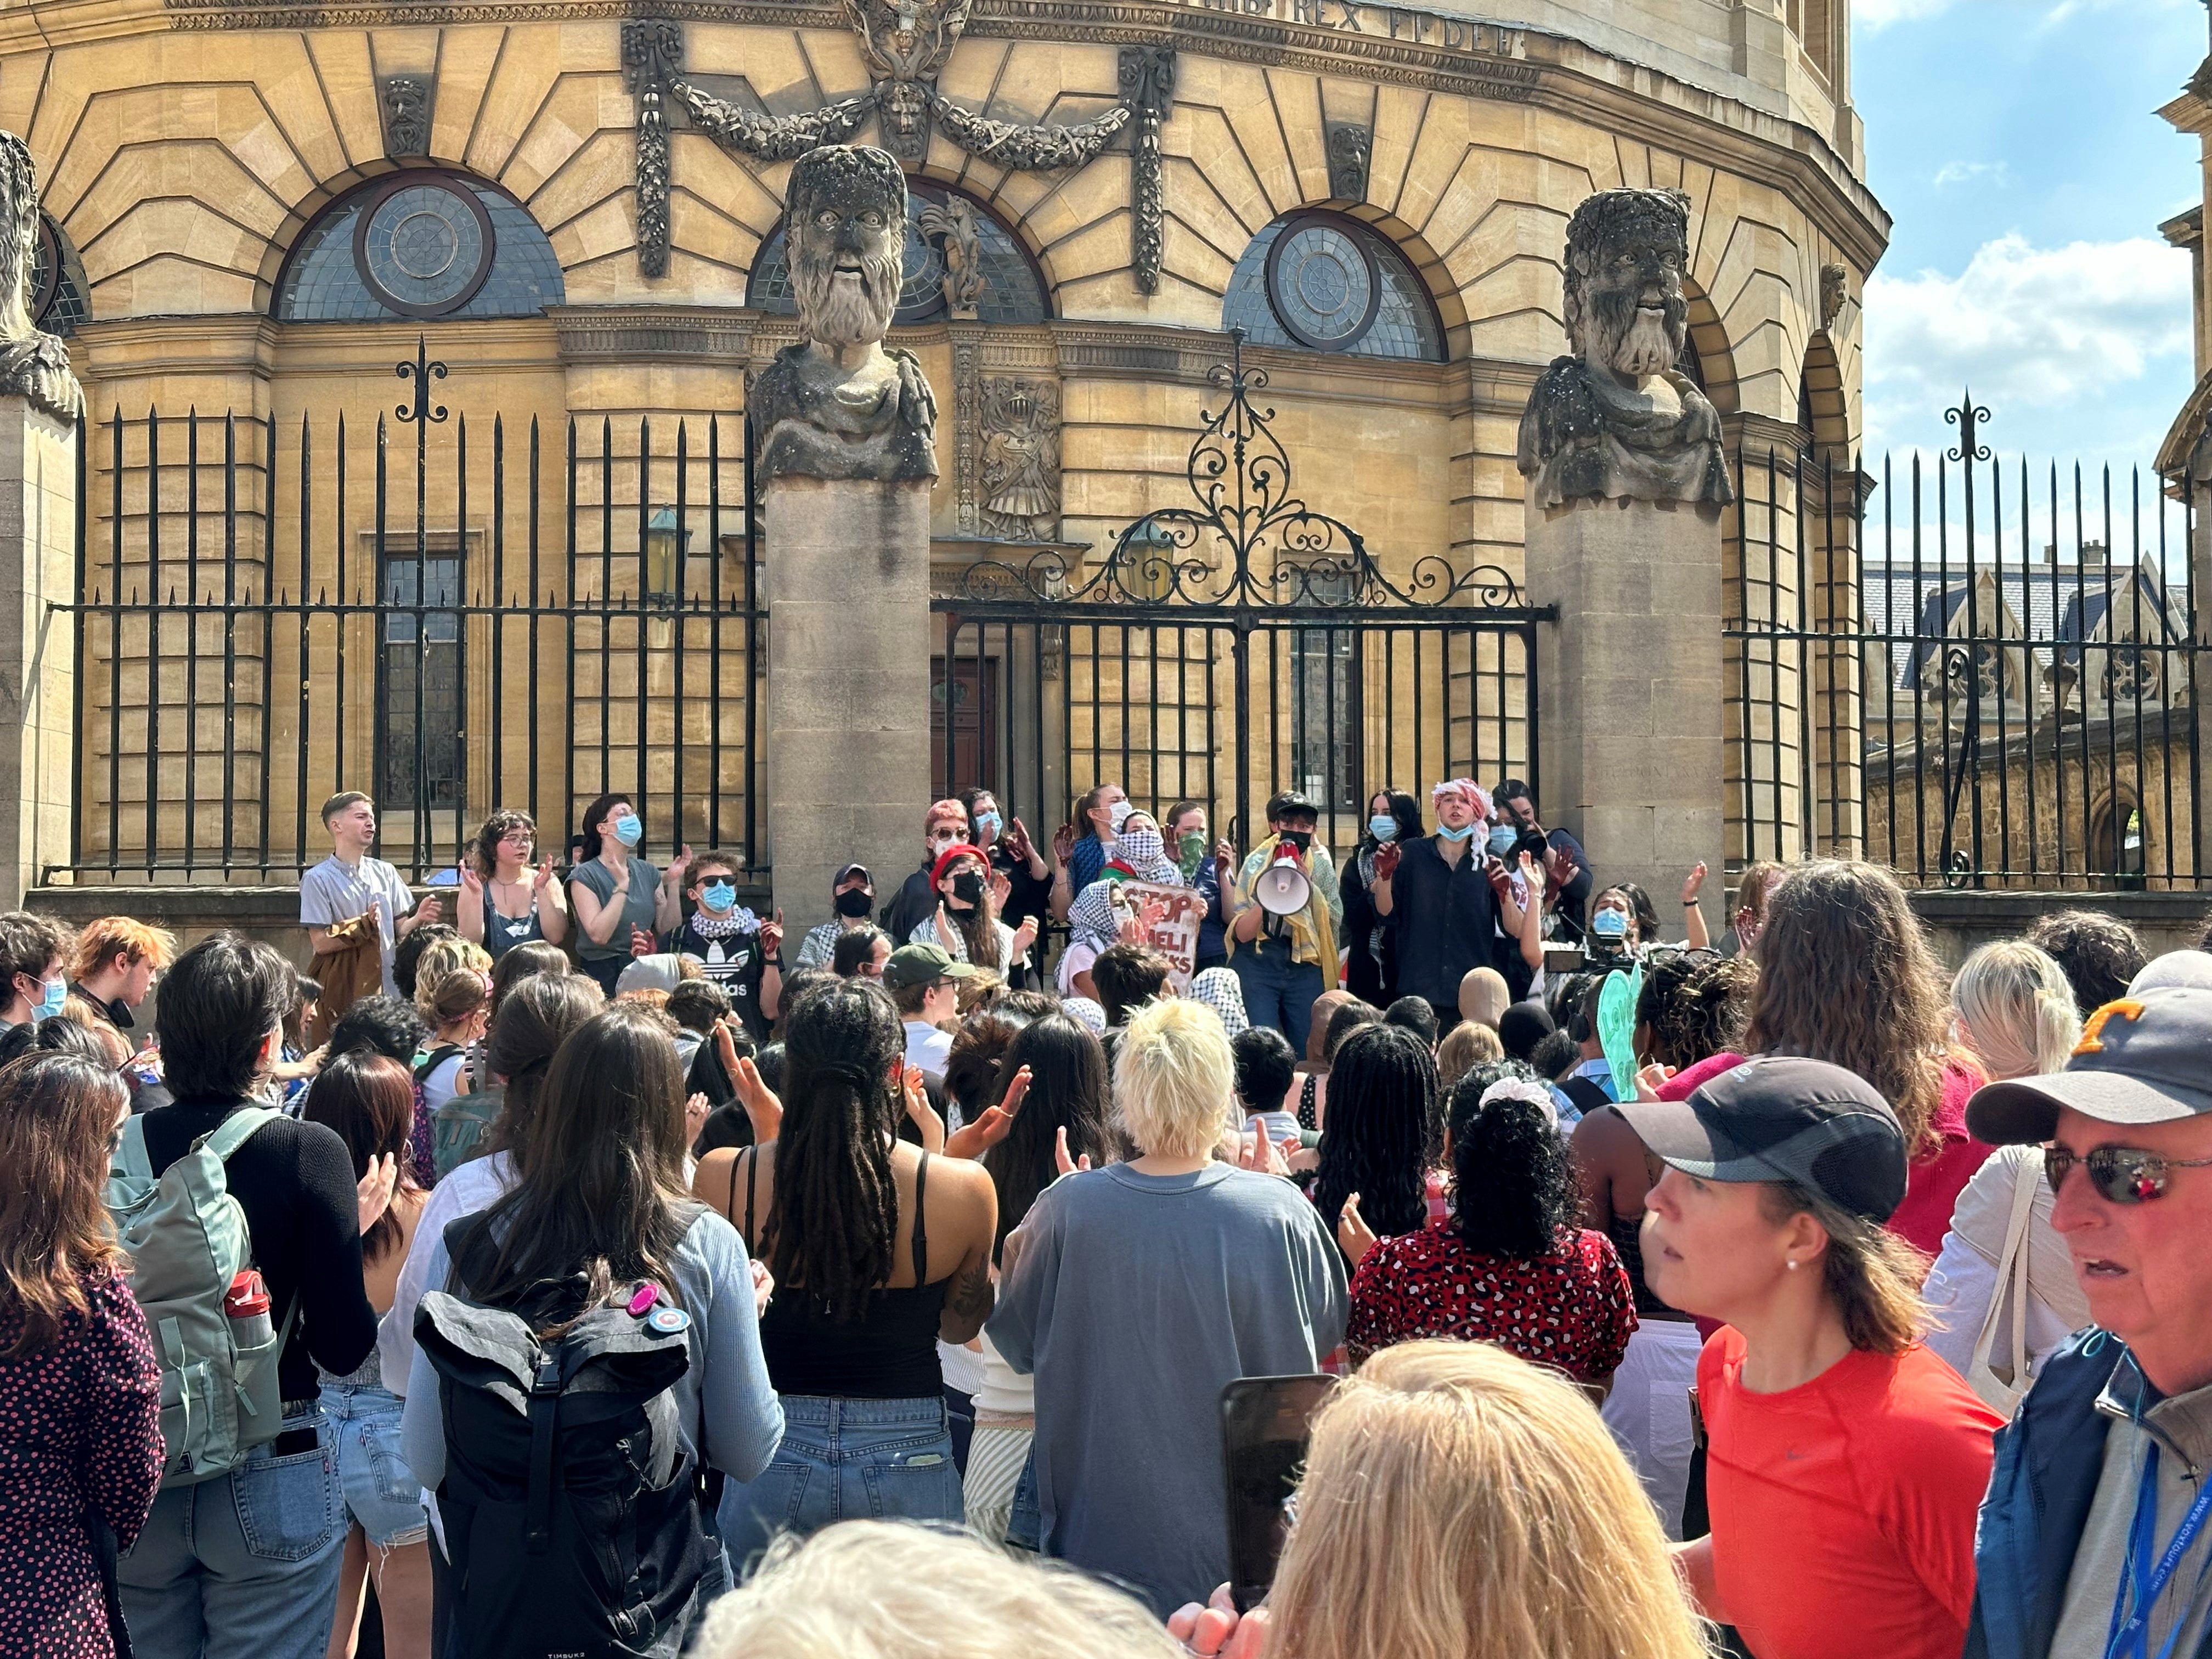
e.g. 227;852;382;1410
2044;1144;2212;1205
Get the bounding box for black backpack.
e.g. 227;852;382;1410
414;1213;717;1659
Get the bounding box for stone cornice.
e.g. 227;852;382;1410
548;304;758;362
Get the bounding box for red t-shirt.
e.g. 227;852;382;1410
1697;1327;2003;1659
1887;1060;1996;1257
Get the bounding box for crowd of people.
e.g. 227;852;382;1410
3;778;2212;1659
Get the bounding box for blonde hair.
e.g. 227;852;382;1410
413;938;492;1015
68;916;179;982
1114;997;1238;1160
1436;1020;1504;1092
692;1521;1181;1659
422;966;490;1029
1757;1182;1931;1356
1951;939;2081;1081
1267;1342;1712;1659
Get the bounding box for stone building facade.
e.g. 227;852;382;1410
2;0;1886;880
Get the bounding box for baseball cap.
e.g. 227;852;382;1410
1966;987;2212;1146
1271;791;1319;823
832;862;872;890
882;943;978;991
617;953;689;995
1612;1054;1909;1224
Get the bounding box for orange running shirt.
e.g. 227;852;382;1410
1697;1327;2004;1659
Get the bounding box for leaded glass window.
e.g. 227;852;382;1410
275;174;565;323
1223;213;1443;362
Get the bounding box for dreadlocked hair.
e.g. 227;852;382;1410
767;977;904;1323
1313;1023;1441;1243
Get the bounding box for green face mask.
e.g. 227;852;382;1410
1177;830;1207;877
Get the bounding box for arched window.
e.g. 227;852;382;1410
747;180;1048;326
1222;212;1443;362
33;215;89;337
275;173;565;323
2091;792;2147;890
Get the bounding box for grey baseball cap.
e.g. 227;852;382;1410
1612;1054;1908;1223
1967;986;2212;1146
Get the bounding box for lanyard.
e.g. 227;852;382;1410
2106;1444;2212;1659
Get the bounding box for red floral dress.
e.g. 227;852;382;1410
1346;1224;1638;1380
0;1273;165;1658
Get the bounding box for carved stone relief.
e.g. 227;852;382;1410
918;196;984;319
1819;261;1848;331
1325;121;1370;201
977;377;1061;540
381;75;432;157
0;133;82;421
622;22;682;278
1119;46;1176;296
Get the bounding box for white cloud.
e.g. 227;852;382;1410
1863;233;2191;448
1856;0;1956;29
1931;160;2012;188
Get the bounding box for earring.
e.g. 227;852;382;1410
1786;1259;1801;1272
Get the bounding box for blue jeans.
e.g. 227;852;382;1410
320;1379;428;1549
1231;939;1325;1056
119;1406;347;1659
716;1395;960;1578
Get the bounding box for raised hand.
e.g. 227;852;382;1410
684;1091;709;1143
356;1152;399;1236
1011;914;1040;959
1053;1124;1092;1177
668;843;695;887
1681;860;1708;905
1007;817;1037;865
945;1066;1027;1160
1374;840;1402;880
1051;822;1077;865
1235;1118;1293;1178
1336;1190;1379;1267
988;869;1014;912
901;1063;945;1154
533;855;556;895
724;1024;783;1143
459;863;484;902
759;909;785;960
630;924;656;958
1214;838;1237;874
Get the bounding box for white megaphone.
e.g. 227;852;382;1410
1254;855;1312;918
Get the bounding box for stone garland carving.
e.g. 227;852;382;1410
749;145;939;484
622;22;682;278
674;83;876;161
0;133;81;421
382;75;432;157
1819;260;1848;331
978;377;1060;540
927;94;1128;171
1119;46;1176;296
1325;121;1369;201
1515;187;1731;510
917;196;984;318
848;0;972;162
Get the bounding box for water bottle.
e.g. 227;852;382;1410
223;1269;274;1349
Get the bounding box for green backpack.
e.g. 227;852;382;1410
106;1109;295;1487
433;1084;504;1178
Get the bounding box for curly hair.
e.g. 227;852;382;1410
1444;1074;1576;1259
467;809;539;879
1636;949;1753;1070
1741;861;1950;1152
1313;1024;1441;1243
2023;909;2147;1018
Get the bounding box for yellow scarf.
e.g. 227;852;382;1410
1233;834;1337;972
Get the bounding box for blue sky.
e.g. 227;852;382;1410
1854;0;2203;483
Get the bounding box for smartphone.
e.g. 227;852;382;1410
1220;1374;1333;1612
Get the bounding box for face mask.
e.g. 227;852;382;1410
1107;800;1133;833
1592;908;1629;939
949;871;986;908
1119;827;1164;866
1436;822;1476;842
700;880;736;913
1279;828;1312;853
1487;825;1519;857
974;812;1002;843
32;977;64;1022
1177;831;1207;876
612;813;642;849
1369;816;1398;843
928;831;960;858
835;888;874;919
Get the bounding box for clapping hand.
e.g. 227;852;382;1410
532;855;556;895
1168;1587;1271;1659
901;1063;945;1154
412;891;443;928
630;924;656;958
946;1064;1028;1160
759;909;784;960
1011;914;1040;960
1681;861;1708;906
684;1092;709;1143
459;863;484;902
1336;1191;1379;1267
355;1152;399;1236
1053;1124;1092;1176
988;870;1014;912
667;844;695;887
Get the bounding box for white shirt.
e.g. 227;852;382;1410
904;1019;952;1084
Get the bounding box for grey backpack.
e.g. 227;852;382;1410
106;1109;295;1486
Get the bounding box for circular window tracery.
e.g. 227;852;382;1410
1223;211;1444;362
352;177;496;319
274;172;565;324
1264;221;1381;350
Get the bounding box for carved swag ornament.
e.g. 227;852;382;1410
1516;187;1731;511
622;23;681;278
0;134;81;422
749;145;939;485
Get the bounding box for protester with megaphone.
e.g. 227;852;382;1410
1226;792;1344;1057
1375;780;1537;1036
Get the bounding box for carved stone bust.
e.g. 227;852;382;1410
0;133;80;424
1516;187;1730;510
750;145;938;484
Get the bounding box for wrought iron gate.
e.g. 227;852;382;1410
931;336;1551;850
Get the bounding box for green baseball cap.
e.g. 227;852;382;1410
882;943;978;990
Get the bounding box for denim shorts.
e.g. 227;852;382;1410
717;1394;960;1577
320;1380;430;1549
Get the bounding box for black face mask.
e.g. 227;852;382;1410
949;872;986;907
834;888;873;918
1279;828;1313;852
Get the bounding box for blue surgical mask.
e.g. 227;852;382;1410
1487;825;1518;856
701;880;737;913
612;813;642;849
1436;822;1477;842
33;977;65;1021
1592;908;1629;939
974;812;1002;843
1369;815;1398;842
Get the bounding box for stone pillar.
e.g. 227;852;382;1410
765;476;933;931
0;397;79;907
1527;495;1726;904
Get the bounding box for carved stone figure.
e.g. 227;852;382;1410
749;146;938;484
1516;187;1730;510
848;0;971;162
917;195;984;318
978;378;1060;539
0;135;80;422
382;76;431;157
1819;260;1848;331
1325;123;1370;201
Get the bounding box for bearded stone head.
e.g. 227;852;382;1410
1561;188;1693;383
786;144;909;350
